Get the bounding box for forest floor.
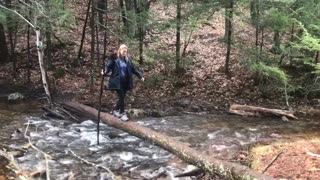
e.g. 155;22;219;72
251;137;320;179
0;0;319;179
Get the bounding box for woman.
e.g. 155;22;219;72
102;44;145;121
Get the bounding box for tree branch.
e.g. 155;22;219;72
0;4;35;28
69;149;117;179
262;151;283;174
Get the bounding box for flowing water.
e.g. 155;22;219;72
0;101;319;179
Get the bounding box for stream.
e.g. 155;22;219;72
0;100;320;179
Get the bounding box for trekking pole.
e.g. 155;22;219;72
97;62;105;145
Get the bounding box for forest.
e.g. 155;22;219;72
0;0;319;179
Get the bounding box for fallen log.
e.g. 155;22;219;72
64;101;273;179
229;104;297;119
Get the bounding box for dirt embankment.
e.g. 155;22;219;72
251;138;320;179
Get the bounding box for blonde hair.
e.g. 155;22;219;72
117;44;128;62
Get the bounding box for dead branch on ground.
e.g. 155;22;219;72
262;151;283;174
68;149;118;179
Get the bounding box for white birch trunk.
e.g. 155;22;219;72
36;28;52;104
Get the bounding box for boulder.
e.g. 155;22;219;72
174;99;190;108
148;110;165;117
128;108;146;118
8;92;24;101
190;105;201;112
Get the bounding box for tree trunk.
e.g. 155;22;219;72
254;0;259;48
97;0;106;25
46;27;52;69
250;0;258;24
27;19;31;82
76;0;92;67
119;0;128;32
102;0;108;60
96;24;100;69
6;0;16;78
134;0;144;64
45;0;52;69
63;101;274;180
224;8;228;40
225;0;233;77
260;27;264;53
139;26;143;64
289;23;294;63
272;30;281;54
0;23;8;63
175;0;181;73
36;28;52;105
229;104;297;119
224;0;234;41
126;0;136;37
315;51;319;64
90;0;96;92
8;22;16;79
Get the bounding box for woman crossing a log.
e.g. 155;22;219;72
102;44;145;121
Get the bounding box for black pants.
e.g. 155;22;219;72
115;89;127;114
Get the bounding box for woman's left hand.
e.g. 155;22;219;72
141;77;145;82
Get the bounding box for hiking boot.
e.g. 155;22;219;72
113;110;121;118
120;113;129;121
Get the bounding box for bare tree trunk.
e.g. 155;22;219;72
250;0;257;24
224;9;229;40
6;0;17;78
119;0;128;32
260;27;264;53
225;0;233;77
289;23;294;63
134;0;144;64
96;24;100;69
182;30;194;59
46;27;52;69
45;0;52;69
64;102;274;180
272;30;281;54
175;0;181;73
27;19;31;82
0;23;8;63
97;0;106;24
8;23;17;79
76;0;92;67
315;51;319;64
36;28;52;105
254;0;259;48
90;0;96;92
139;30;143;64
102;0;108;60
124;0;135;36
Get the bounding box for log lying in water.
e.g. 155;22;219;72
229;104;297;119
64;101;273;179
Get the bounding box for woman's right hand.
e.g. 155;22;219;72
101;69;104;75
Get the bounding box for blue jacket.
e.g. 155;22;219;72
104;55;143;90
